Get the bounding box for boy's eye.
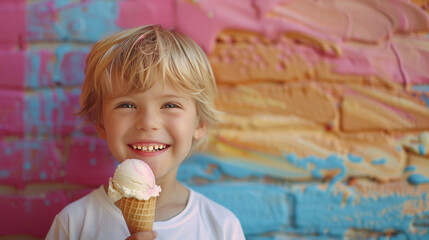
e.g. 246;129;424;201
118;103;135;109
163;103;179;109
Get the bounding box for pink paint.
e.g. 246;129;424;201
0;90;24;136
26;50;56;88
0;0;26;50
0;140;24;188
392;36;429;85
0;189;93;237
175;0;429;52
23;140;63;184
25;89;84;135
0;51;25;89
390;41;410;87
64;137;115;186
116;0;175;29
174;0;429;85
0;139;62;187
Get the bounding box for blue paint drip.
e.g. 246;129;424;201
372;158;387;165
418;144;426;156
348;153;363;163
53;45;73;84
24;94;45;135
407;174;429;185
404;165;416;173
25;52;41;88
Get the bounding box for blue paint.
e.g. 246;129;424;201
372;158;387;165
418;144;425;156
24;87;77;135
407;174;429;185
25;52;41;88
24;161;32;170
180;153;269;182
5;147;12;156
89;158;97;166
284;153;346;188
404;165;416;173
396;146;402;152
27;1;121;43
89;138;96;152
0;170;11;179
53;45;73;84
189;182;290;235
39;171;47;180
22;141;45;182
421;94;429;107
293;183;429;239
24;94;45;135
412;85;429;107
57;1;120;42
52;45;90;86
348;153;363;163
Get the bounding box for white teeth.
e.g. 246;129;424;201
132;144;166;152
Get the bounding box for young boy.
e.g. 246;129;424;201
46;25;245;240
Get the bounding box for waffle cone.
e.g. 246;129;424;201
117;197;156;234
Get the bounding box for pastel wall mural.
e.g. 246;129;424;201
0;0;429;239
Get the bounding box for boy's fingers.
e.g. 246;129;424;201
126;231;157;240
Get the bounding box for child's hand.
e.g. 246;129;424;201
126;231;157;240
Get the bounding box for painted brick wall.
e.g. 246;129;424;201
1;0;429;239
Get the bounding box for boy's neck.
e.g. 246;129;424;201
154;179;190;221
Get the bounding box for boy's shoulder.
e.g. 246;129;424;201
186;189;245;239
57;186;106;220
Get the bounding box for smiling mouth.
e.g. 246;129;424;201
131;144;168;152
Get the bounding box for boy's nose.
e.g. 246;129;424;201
135;109;160;131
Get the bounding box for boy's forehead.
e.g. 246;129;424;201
104;76;192;99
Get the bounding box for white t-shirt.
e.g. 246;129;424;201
46;186;245;240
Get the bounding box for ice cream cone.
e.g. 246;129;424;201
117;196;156;233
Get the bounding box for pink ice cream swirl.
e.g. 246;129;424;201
108;159;161;202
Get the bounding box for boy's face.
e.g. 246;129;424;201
97;79;206;181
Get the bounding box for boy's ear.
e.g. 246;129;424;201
96;122;107;140
193;120;207;140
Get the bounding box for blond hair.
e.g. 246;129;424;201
79;25;218;150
